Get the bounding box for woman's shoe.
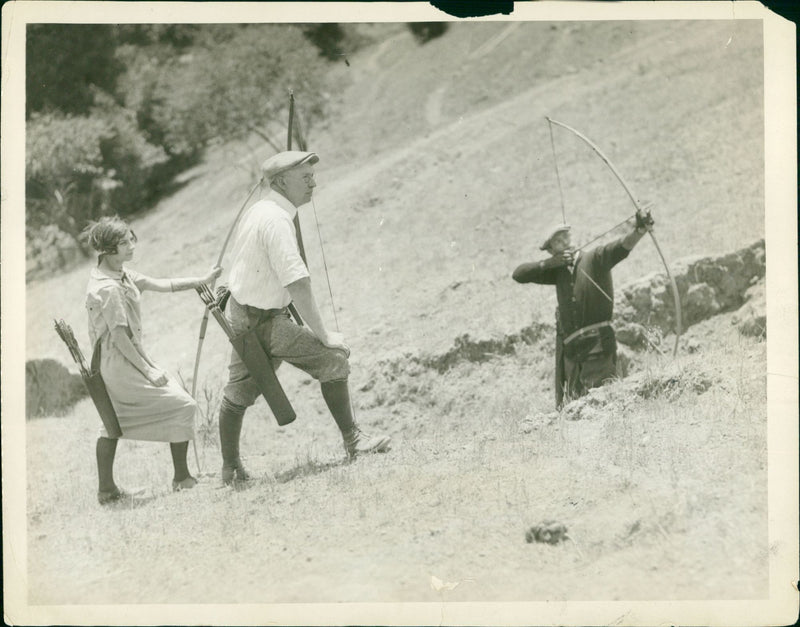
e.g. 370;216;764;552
172;475;198;492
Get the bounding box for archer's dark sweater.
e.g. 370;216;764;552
512;237;630;336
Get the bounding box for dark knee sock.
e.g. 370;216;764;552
170;441;190;482
219;396;247;468
320;379;356;436
96;437;118;492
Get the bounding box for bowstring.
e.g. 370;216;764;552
310;195;358;422
310;197;340;332
294;93;359;423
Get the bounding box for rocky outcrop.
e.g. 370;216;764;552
615;239;765;349
562;364;717;421
731;280;766;338
359;240;766;411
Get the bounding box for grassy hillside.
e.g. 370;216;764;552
27;20;764;366
24;19;768;605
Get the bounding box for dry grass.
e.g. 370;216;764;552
26;316;767;603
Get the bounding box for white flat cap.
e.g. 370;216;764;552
262;151;319;181
540;223;571;250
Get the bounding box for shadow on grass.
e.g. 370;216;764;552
275;457;350;484
226;477;260;492
102;493;160;510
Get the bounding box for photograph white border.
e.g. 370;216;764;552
3;2;797;625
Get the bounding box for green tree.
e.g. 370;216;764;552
122;25;328;157
26;23;334;274
26;24;121;117
26;107;167;255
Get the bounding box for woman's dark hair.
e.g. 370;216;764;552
84;216;136;262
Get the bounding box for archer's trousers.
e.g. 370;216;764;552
223;297;350;408
562;352;617;404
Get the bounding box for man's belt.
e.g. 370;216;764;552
241;303;290;321
218;287;289;321
563;321;613;345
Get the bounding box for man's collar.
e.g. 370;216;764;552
266;189;298;218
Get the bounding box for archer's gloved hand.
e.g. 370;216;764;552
548;249;575;268
635;208;655;231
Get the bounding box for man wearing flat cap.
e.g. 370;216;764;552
217;150;391;484
512;210;654;408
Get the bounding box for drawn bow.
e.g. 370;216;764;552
545;117;682;357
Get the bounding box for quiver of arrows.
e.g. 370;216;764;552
196;284;235;337
53;319;123;438
194;286;295;426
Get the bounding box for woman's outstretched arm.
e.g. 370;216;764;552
133;265;222;293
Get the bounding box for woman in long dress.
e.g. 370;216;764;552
85;216;221;504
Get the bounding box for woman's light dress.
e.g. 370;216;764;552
86;267;196;441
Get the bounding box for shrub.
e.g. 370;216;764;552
26;359;87;418
26;24;121;117
25;24;333;276
26;104;169;256
26;112;116;253
131;25;329;155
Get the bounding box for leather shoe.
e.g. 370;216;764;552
344;428;391;459
172;475;198;492
221;461;251;486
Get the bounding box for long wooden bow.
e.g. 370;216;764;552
190;92;308;402
545;116;682;357
189;179;262;402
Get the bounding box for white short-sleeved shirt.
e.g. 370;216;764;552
227;190;310;309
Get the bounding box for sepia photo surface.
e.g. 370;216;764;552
3;1;797;625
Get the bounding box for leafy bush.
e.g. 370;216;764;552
26;112;115;252
118;25;329;158
26;105;168;254
26;24;121;117
91;91;171;213
26;24;335;276
26;359;87;418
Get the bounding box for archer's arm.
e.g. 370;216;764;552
622;208;655;251
621;226;648;251
286;277;349;355
512;257;565;284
